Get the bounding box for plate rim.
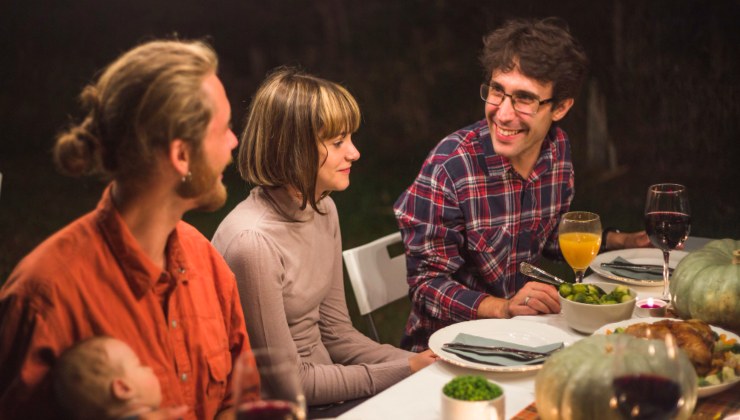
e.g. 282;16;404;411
428;319;574;373
590;248;688;286
594;317;740;398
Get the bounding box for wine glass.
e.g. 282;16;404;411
558;211;602;283
233;348;307;420
609;332;697;419
644;184;690;303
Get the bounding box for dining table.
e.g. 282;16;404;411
337;236;738;420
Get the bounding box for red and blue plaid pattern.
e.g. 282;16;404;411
394;120;574;351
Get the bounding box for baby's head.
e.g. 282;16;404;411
53;336;162;420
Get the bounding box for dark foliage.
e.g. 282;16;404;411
1;0;738;342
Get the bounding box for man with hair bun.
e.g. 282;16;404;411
0;39;254;419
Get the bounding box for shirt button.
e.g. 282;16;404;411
171;320;177;329
179;267;186;273
181;373;188;382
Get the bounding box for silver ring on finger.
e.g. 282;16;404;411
524;296;531;306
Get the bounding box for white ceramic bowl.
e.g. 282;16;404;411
559;282;636;334
441;381;505;420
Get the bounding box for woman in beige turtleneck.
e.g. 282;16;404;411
212;67;436;414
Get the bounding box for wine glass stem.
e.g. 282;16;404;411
574;269;585;284
662;250;671;303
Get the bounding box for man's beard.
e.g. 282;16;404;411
176;151;228;212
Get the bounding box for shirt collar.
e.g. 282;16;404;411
529;126;560;182
480;122;560;182
96;184;188;298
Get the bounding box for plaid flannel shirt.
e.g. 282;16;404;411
394;119;574;351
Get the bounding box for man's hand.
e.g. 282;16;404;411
506;282;561;316
409;349;439;373
477;282;561;318
607;230;652;250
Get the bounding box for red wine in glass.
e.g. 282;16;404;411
644;184;690;302
612;374;682;419
645;211;691;251
237;400;300;420
233;349;306;420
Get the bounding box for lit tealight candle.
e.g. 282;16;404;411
636;297;667;317
639;297;663;309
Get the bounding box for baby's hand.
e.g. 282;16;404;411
139;405;189;420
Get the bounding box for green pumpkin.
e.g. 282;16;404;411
535;335;697;420
671;239;740;330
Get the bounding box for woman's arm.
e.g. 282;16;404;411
221;230;411;406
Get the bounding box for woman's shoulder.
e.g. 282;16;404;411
212;190;276;251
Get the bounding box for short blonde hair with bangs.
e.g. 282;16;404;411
239;67;360;212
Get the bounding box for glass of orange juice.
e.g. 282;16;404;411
558;211;602;283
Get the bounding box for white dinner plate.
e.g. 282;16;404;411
428;319;575;373
590;248;688;286
594;317;740;398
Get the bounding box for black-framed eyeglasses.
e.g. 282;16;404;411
479;83;554;115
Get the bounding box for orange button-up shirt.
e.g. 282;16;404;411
0;185;253;419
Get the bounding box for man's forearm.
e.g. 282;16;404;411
412;277;491;323
476;295;511;319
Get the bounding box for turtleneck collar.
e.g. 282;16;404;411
257;185;326;222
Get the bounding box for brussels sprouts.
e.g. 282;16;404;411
572;284;588;294
558;282;635;306
558;283;573;297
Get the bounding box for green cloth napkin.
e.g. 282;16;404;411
603;256;664;281
441;332;563;366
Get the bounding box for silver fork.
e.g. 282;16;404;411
519;262;566;286
519;262;607;294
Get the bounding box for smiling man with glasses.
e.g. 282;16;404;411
394;17;649;352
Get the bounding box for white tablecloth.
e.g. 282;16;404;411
338;237;712;420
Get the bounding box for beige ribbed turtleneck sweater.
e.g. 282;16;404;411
212;186;412;405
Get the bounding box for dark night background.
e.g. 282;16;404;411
2;1;738;343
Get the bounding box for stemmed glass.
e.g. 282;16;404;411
609;332;697;419
233;348;307;420
644;183;690;303
558;211;602;283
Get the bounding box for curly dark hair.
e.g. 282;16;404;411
479;17;589;105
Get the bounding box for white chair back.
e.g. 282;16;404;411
342;232;408;341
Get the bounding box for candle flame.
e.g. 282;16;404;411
646;297;654;306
